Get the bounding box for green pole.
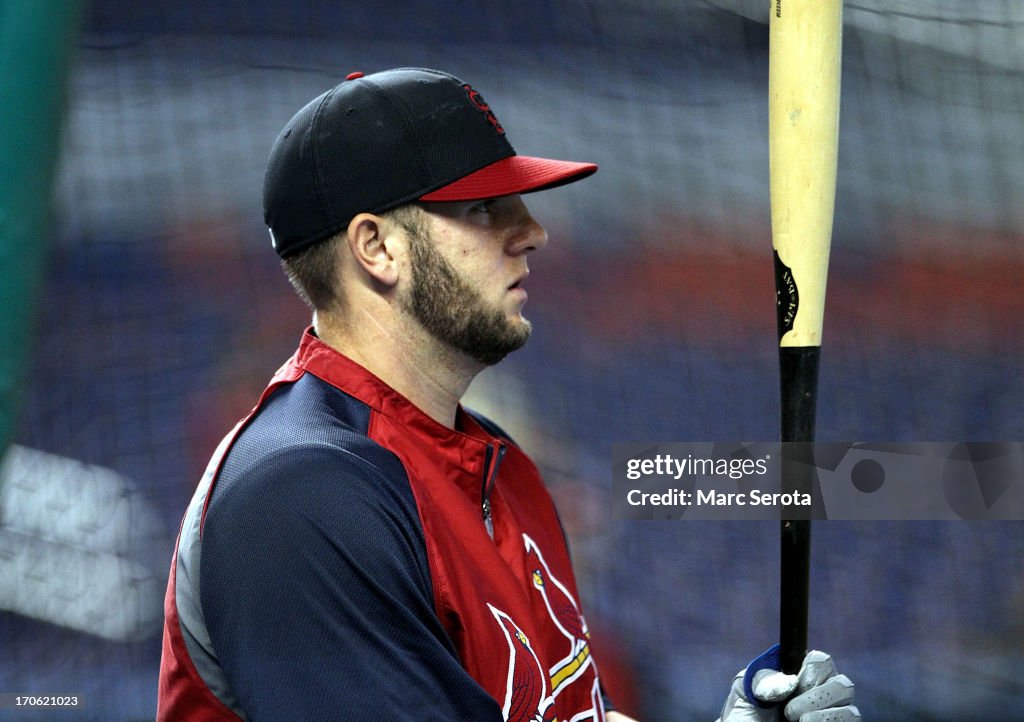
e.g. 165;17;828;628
0;0;84;456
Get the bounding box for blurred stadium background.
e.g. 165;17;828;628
2;1;1023;719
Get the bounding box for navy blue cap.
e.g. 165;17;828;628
263;67;597;258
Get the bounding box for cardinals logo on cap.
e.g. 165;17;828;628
463;84;505;135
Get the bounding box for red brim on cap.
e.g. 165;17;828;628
418;155;597;202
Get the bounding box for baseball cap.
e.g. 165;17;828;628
263;67;598;258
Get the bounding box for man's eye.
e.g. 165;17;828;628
471;200;495;214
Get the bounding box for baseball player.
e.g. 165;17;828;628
156;67;858;721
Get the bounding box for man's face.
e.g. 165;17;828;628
400;195;548;366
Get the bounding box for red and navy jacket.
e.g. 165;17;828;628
158;328;607;721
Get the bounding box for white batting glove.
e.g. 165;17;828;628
716;645;860;722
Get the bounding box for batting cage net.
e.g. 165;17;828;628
2;1;1022;720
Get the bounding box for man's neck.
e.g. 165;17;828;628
313;309;481;429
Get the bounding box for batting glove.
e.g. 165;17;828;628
716;645;860;722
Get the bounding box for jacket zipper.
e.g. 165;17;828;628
481;443;506;539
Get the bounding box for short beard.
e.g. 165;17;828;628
402;215;531;366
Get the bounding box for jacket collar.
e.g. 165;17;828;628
286;327;496;449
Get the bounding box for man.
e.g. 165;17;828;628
157;67;859;721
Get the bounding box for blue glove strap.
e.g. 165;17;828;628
743;643;782;709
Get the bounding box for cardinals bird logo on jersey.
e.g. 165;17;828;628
488;604;556;722
488;537;606;722
523;534;597;699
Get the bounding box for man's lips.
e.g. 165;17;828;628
508;270;529;291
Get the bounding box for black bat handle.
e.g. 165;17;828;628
780;518;811;674
778;346;820;676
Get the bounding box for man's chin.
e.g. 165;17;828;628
469;322;532;366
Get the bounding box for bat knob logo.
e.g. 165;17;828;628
774;250;799;339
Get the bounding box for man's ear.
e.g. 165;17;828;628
345;212;401;288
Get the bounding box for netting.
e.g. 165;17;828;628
2;1;1022;720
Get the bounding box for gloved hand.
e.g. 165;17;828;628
716;645;860;722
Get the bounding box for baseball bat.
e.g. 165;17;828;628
769;0;843;678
